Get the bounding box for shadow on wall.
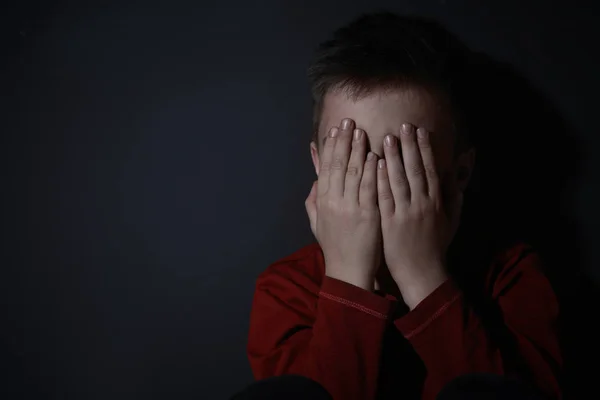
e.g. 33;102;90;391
454;51;595;399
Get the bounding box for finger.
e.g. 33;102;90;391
317;126;339;199
344;128;367;203
382;133;410;206
376;159;395;217
358;151;378;207
305;180;318;238
400;123;427;198
330;118;355;198
416;127;440;199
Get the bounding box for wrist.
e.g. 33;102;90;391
325;268;375;292
391;261;448;310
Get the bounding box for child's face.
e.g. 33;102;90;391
310;86;475;198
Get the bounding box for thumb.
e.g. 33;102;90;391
305;180;318;240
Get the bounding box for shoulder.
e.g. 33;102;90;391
488;241;539;275
485;241;549;296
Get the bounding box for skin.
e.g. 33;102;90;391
307;86;476;309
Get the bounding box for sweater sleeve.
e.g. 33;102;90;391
393;245;562;400
247;262;396;400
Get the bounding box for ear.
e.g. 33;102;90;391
310;140;320;177
454;147;476;192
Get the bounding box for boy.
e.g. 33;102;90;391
246;12;561;400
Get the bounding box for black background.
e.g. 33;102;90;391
3;1;600;399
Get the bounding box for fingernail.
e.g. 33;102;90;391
342;119;352;129
378;159;386;169
330;127;338;138
367;152;375;161
402;123;413;135
384;134;395;147
417;128;427;138
353;129;363;141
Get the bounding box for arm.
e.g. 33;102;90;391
247;264;395;400
249;118;391;399
394;245;562;400
376;124;561;398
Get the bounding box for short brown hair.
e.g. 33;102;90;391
307;11;473;154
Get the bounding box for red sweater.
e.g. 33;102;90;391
247;242;562;400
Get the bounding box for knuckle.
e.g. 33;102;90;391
411;204;428;220
378;189;394;202
394;175;409;188
316;192;328;206
346;165;360;177
331;156;345;171
323;197;338;211
424;166;437;179
410;165;424;177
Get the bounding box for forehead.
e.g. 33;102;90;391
318;86;454;155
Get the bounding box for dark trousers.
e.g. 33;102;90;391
230;374;546;400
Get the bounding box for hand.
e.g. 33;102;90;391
305;118;382;291
377;123;463;309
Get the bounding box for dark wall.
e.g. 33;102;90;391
3;1;599;399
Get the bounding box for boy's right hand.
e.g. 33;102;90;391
305;118;382;291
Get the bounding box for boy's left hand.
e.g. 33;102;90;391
377;123;463;310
